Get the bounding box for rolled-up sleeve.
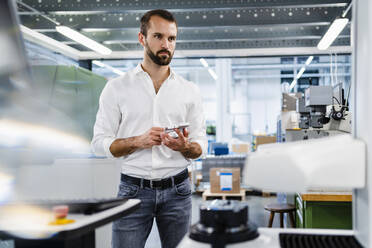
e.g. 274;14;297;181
187;84;207;159
91;81;121;158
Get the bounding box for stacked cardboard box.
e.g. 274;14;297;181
231;143;250;154
255;136;277;148
210;167;240;193
282;93;302;111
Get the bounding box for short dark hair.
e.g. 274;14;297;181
140;9;177;37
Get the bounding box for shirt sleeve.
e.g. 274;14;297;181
91;80;121;158
186;84;208;159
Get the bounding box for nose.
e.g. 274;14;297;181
161;38;170;49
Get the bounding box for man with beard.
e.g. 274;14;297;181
91;9;207;248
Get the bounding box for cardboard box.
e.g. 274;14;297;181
210;167;240;193
280;111;299;132
232;143;250;154
255;136;276;148
282;93;302;111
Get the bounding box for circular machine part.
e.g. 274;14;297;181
189;200;259;248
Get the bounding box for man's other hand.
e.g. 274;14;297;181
161;128;190;152
138;127;165;148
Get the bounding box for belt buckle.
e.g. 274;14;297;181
150;179;161;189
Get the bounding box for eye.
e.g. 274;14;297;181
169;37;176;41
154;34;161;39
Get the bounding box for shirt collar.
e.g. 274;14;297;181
133;63;144;75
134;63;176;80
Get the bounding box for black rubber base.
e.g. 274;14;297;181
189;221;259;248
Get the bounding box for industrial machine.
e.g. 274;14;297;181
179;134;365;247
285;84;351;142
302;85;333;129
297;85;351;133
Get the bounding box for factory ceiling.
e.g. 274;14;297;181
17;0;352;59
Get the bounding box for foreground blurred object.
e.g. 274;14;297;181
244;135;365;192
0;204;54;239
0;199;141;246
177;199;360;248
0;0;91;167
0;1;28;79
178;200;259;248
0;0;107;242
0;1;141;244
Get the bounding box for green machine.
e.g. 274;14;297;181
295;193;352;229
30;65;107;140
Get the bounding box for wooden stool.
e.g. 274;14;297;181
264;203;296;228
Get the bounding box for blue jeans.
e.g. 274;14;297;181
112;176;192;248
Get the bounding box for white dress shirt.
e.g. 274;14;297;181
91;64;207;179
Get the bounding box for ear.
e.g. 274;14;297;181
138;32;145;47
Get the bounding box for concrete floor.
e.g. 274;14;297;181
144;193;284;248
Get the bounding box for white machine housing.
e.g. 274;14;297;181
244;134;365;192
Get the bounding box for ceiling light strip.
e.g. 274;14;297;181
56;26;112;55
317;18;349;50
289;55;314;91
199;58;218;80
93;60;124;76
20;25;81;60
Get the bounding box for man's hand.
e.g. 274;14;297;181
161;128;189;151
137;127;164;149
109;127;164;157
161;128;202;159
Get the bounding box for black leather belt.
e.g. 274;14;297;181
121;169;188;189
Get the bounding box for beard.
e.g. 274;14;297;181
145;42;174;66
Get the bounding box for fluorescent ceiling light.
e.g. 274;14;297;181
20;25;81;60
56;26;112;55
199;58;217;80
199;58;209;68
290;66;307;90
317;18;349;50
296;67;306;79
93;60;124;76
289;54;313;91
92;60;105;68
305;56;314;66
208;68;218;80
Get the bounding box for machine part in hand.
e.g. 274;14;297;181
164;123;189;138
188;200;259;248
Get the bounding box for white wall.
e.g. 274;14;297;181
194;57;282;140
245;72;281;135
232;57;282;136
